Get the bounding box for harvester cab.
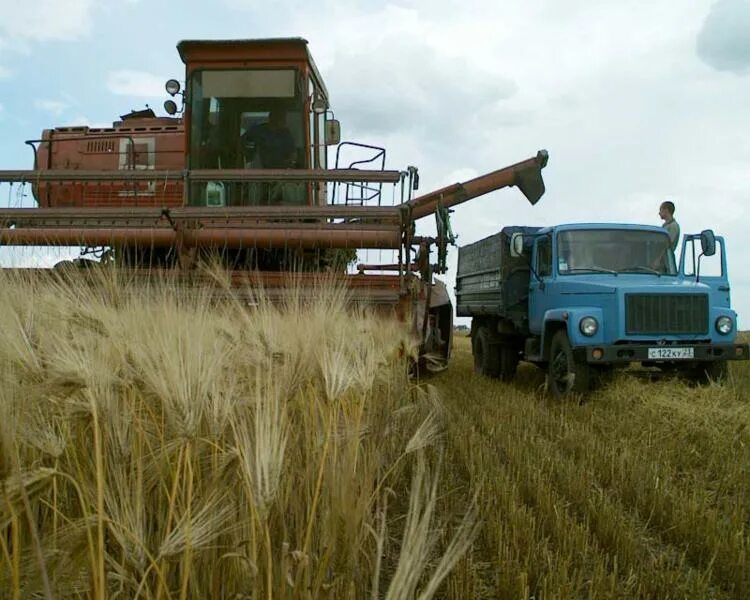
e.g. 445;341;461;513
176;38;338;208
0;37;549;372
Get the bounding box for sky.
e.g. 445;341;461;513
0;0;748;321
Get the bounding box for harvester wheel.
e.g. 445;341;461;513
498;343;520;382
547;330;591;399
472;325;500;378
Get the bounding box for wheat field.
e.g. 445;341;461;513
436;334;750;599
0;270;477;599
0;269;748;599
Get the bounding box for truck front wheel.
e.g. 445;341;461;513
682;360;729;384
547;330;591;399
472;325;500;378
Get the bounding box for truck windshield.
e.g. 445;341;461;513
189;69;305;170
557;229;677;275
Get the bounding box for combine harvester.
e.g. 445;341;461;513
0;38;548;370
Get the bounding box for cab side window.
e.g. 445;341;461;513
537;237;552;277
683;238;723;277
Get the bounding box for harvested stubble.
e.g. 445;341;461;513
436;333;750;599
0;269;476;599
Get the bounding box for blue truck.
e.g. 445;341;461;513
455;223;749;397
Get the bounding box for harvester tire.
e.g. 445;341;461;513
473;325;500;378
547;330;591;399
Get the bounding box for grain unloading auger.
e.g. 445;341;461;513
0;38;548;371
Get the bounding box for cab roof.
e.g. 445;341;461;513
177;38;309;60
538;223;670;236
176;38;328;98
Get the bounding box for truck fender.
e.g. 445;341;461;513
541;307;605;359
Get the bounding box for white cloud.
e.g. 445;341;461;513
0;65;10;79
326;35;517;144
34;99;69;116
0;0;95;42
61;115;111;128
107;70;165;97
697;0;750;74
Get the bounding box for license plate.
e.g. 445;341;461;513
647;347;694;360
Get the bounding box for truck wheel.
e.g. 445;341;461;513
547;330;591;399
707;360;729;382
472;325;500;378
685;360;729;384
498;343;520;382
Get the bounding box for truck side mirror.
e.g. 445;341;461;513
325;119;341;146
700;229;716;257
510;233;524;257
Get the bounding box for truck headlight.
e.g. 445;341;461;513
579;316;599;337
715;316;733;335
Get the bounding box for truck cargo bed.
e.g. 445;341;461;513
455;226;540;326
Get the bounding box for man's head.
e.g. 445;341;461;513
268;107;287;129
659;201;675;222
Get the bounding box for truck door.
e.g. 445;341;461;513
679;234;730;308
528;234;553;334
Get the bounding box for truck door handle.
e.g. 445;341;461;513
719;286;730;292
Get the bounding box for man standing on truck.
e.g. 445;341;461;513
659;201;680;251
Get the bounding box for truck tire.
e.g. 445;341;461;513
547;330;591;399
705;360;729;382
498;343;520;382
683;360;729;384
472;325;500;378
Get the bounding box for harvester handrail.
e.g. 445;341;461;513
191;168;401;183
0;168;402;184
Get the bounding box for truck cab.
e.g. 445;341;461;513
456;223;749;398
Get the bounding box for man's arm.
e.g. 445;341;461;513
664;221;679;250
241;125;263;165
280;129;297;167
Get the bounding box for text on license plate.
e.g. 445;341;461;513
647;347;694;360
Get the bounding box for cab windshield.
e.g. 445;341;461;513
188;68;307;206
189;68;305;170
557;229;677;275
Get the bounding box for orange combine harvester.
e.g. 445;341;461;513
0;38;548;370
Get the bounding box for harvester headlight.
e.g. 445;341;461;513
165;79;181;96
164;100;178;115
716;316;733;335
579;316;599;337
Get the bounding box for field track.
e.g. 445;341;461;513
432;334;750;599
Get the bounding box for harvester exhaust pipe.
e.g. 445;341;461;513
403;149;549;220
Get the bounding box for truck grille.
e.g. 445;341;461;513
625;294;708;335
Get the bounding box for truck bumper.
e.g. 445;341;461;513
578;343;750;364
